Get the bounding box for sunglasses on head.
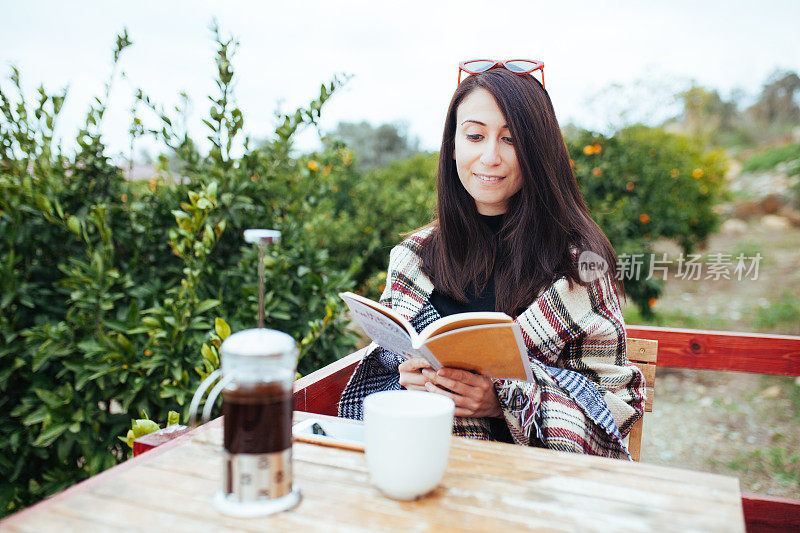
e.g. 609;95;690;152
458;59;545;88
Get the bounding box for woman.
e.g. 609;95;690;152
339;61;646;459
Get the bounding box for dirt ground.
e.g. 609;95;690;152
634;221;800;498
641;368;799;497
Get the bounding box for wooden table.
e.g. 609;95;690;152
3;412;745;532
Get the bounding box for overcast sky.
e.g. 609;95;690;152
2;0;799;161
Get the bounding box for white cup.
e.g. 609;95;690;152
363;390;455;500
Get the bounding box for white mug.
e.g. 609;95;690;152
363;390;455;500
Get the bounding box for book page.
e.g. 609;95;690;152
339;292;412;333
340;295;417;359
423;323;533;382
419;312;513;341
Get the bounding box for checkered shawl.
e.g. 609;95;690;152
338;228;646;459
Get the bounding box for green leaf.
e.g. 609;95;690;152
67;215;82;235
33;388;67;408
141;316;161;328
214;317;231;340
101;318;129;332
35;193;53;214
201;343;218;367
171;209;190;221
33;423;70;447
22;407;49;426
54;198;64;219
131;419;160;438
195;299;221;314
31;349;55;372
190;320;212;330
76;339;104;355
113;333;133;355
120;429;135;449
167;411;180;426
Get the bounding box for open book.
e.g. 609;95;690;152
340;292;533;382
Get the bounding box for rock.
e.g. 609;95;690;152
733;200;761;219
778;206;800;227
759;194;785;214
720;218;748;234
760;385;781;399
729;169;796;199
760;215;791;231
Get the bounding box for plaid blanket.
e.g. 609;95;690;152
339;228;646;459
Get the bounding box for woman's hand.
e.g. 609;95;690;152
421;367;503;418
398;357;433;391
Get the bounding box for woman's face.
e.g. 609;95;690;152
454;88;523;216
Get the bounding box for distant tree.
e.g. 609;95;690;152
669;71;800;147
673;85;741;145
746;70;800;130
679;86;735;135
324;121;420;170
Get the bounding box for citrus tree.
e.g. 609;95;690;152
568;126;727;314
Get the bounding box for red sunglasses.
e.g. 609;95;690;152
458;59;545;88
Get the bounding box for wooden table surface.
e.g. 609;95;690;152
3;412;744;532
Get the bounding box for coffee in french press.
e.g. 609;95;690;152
189;229;301;517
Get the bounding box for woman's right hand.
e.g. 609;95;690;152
398;357;432;391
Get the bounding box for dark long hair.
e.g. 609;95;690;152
419;68;619;317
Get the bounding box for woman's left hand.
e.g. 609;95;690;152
421;367;503;418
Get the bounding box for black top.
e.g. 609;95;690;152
429;213;503;315
428;213;513;443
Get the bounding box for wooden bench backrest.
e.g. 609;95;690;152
293;347;367;416
625;338;658;462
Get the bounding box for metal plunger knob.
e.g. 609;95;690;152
244;229;281;329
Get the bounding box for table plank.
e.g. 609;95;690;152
3;412;744;533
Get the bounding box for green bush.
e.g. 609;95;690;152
322;151;437;298
742;143;800;174
567;126;727;314
0;26;373;516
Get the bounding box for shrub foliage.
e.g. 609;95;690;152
0;27;430;516
567;126;726;313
